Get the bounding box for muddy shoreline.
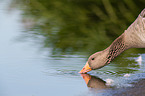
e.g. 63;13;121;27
115;79;145;96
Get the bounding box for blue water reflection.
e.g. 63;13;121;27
0;0;145;96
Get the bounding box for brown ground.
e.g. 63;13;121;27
116;79;145;96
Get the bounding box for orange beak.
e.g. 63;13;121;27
79;62;92;73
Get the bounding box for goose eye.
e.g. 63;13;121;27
92;58;95;60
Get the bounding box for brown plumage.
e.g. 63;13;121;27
79;9;145;73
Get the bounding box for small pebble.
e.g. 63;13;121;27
124;74;130;77
136;55;142;65
136;55;142;61
105;79;114;85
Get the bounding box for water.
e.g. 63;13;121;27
0;0;145;96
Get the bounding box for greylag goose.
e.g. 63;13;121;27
79;9;145;73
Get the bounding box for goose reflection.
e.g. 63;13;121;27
81;74;110;90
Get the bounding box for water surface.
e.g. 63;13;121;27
0;0;145;96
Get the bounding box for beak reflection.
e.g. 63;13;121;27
81;74;109;89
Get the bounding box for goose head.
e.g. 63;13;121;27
79;49;109;73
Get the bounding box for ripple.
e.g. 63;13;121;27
58;70;79;75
